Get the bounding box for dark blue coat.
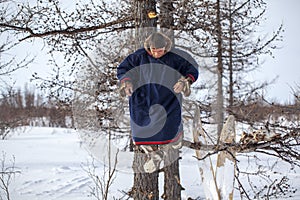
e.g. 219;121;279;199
117;48;198;145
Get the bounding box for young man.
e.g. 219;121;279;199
117;32;198;172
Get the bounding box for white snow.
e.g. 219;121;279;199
0;127;132;200
1;126;300;200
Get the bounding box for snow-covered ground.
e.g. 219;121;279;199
1;126;299;200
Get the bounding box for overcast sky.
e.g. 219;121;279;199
6;0;300;103
255;0;300;103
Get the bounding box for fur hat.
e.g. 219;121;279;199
144;32;172;55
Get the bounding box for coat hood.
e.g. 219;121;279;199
144;32;173;55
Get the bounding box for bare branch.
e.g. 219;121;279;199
0;16;134;42
183;130;300;166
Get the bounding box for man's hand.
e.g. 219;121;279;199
119;81;133;97
173;77;192;97
173;81;184;94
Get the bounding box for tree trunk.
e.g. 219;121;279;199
158;1;182;199
216;0;224;142
132;1;159;200
159;0;174;42
134;0;157;48
162;147;182;200
228;0;234;107
132;147;159;200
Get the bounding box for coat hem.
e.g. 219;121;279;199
133;131;183;145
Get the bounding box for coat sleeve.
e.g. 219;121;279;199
183;60;198;83
177;50;199;83
117;54;138;83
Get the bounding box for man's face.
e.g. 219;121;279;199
150;47;165;58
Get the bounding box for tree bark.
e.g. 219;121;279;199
216;0;224;142
228;0;234;107
158;1;182;199
162;147;182;200
132;147;159;200
132;1;159;200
